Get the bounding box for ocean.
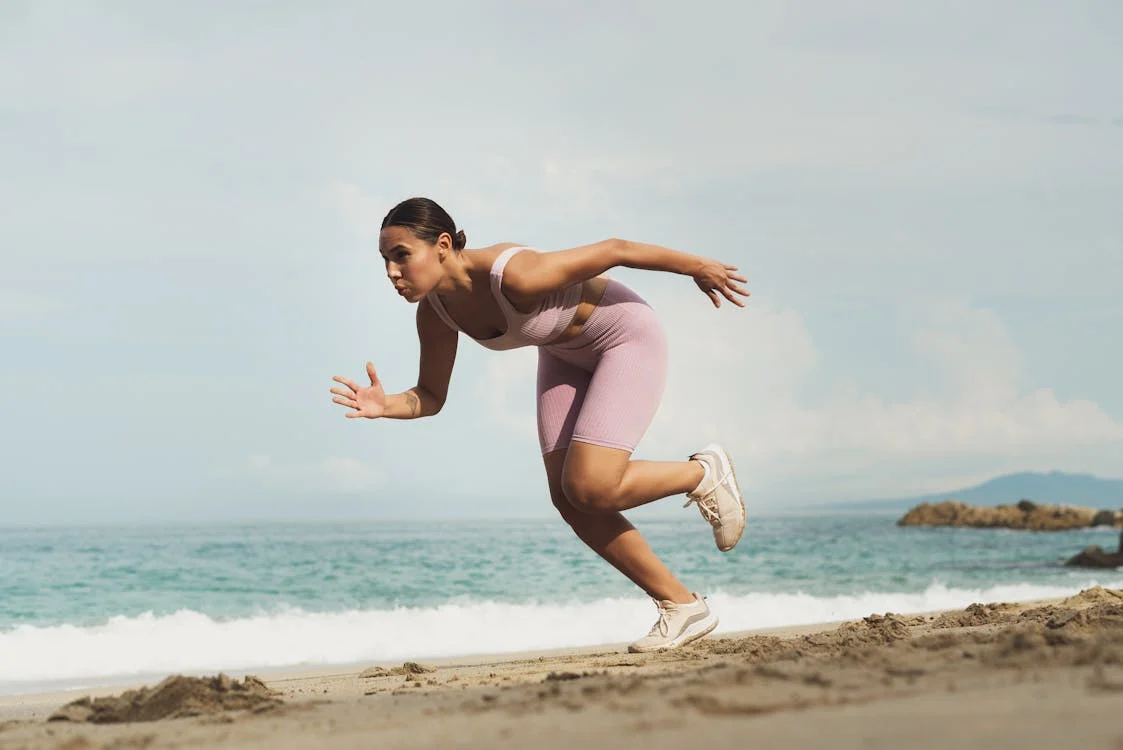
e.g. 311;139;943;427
2;513;1121;697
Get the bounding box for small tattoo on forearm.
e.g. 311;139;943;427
405;391;420;416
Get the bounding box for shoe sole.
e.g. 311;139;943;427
709;444;747;552
628;612;719;653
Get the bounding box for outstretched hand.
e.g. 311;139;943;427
692;259;750;308
331;362;386;419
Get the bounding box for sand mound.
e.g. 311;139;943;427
48;674;281;724
932;602;1019;629
926;588;1123;631
697;613;915;661
696;634;789;658
1013;601;1123;634
981;605;1123;668
1061;586;1123;607
359;661;436;678
802;613;917;650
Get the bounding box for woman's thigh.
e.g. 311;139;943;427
536;349;592;455
570;326;668;455
560;329;669;497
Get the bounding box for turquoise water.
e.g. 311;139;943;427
1;514;1120;694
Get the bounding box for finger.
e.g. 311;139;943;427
728;272;749;283
333;396;358;409
705;288;721;308
728;282;751;297
724;264;738;271
332;375;359;392
720;286;746;308
330;387;355;399
345;411;362;418
366;361;381;386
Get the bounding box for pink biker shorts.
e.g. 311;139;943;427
536;279;668;454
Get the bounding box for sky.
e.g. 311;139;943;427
1;1;1121;525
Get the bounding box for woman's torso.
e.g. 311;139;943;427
426;244;610;350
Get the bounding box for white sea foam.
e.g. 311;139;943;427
2;578;1121;695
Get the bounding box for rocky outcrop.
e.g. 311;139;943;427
897;499;1123;531
1092;509;1120;527
1065;531;1123;569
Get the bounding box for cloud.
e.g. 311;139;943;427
247;454;384;494
910;302;1020;406
333;182;389;242
0;290;64;328
1044;114;1101;126
484;294;1123;501
1029;113;1123;129
652;297;1123;496
480;349;540;445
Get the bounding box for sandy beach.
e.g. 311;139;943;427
1;587;1121;749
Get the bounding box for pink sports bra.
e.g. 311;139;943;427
425;247;583;351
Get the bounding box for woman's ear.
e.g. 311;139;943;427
437;232;453;262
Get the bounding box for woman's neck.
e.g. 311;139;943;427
434;250;478;296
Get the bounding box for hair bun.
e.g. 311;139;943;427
453;230;467;250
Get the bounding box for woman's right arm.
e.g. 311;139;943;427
393;299;458;418
331;299;458;420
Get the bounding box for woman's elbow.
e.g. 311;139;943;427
605;238;630;263
415;386;446;417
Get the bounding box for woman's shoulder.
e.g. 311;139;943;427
462;243;534;273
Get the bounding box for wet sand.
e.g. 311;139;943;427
2;587;1122;749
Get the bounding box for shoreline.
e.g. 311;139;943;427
0;616;867;722
0;589;1104;707
3;587;1122;749
11;577;1123;704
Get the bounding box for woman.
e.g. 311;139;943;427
330;197;750;652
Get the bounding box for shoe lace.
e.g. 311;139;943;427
684;492;720;526
647;601;673;637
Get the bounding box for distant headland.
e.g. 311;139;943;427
832;471;1123;513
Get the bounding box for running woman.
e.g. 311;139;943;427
330;197;750;652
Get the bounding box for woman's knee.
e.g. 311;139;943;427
549;488;581;526
544;452;579;522
560;473;618;513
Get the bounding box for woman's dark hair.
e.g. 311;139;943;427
380;197;467;250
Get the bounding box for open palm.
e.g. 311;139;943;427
693;259;750;308
331;362;386;419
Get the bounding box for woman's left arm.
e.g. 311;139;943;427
502;238;750;308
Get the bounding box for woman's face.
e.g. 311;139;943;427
378;226;449;302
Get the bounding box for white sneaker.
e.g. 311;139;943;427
628;593;718;653
684;443;746;552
